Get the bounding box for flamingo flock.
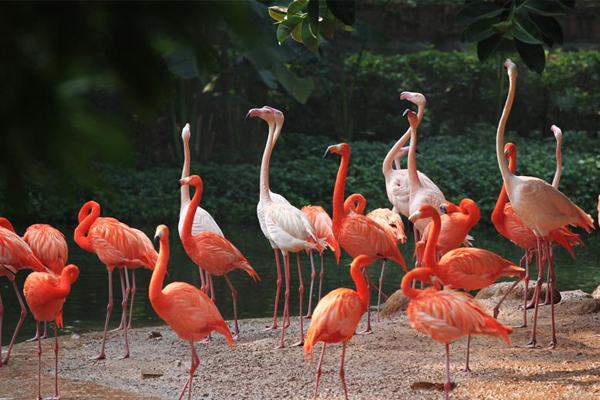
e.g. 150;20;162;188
0;59;597;400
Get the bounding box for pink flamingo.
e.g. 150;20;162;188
24;264;79;400
151;225;233;400
325;142;407;334
22;224;68;341
248;106;321;347
180;175;260;340
301;205;340;318
304;255;375;400
0;218;49;366
496;60;594;348
179;123;224;298
74;200;158;359
402;266;513;400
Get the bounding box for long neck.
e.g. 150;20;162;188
552;137;562;189
332;151;350;228
149;236;168;303
57;274;73;298
462;201;481;226
385;102;424;177
182;182;202;241
496;73;516;181
259;120;275;203
350;263;369;307
492;152;516;223
180;136;191;209
74;206;99;252
423;213;441;269
401;267;435;299
407;121;422;190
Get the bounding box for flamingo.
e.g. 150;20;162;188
22;224;68;341
179;123;224;298
496;59;594;348
304;254;375;400
325;142;407;334
74;200;158;360
402;266;513;400
23;264;79;400
301;205;340;318
410;204;524;371
151;225;233;400
180;174;260;340
0;218;49;366
248;106;320;347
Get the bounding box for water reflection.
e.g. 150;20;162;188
1;222;599;342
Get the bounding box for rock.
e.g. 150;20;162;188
556;290;600;315
148;331;162;340
380;289;409;318
475;281;561;303
70;333;81;340
591;284;600;299
141;368;164;379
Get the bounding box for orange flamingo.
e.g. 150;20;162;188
304;254;374;400
496;60;593;348
151;225;233;400
410;204;523;371
22;224;68;341
23;264;79;400
180;175;260;340
402;266;513;400
301;205;340;318
0;218;49;366
74;200;157;360
325;142;407;334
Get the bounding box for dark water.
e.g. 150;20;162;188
1;222;599;343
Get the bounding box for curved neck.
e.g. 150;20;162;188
496;73;517;181
384;102;424;176
492;151;517;222
462;201;481;226
344;193;366;215
181;136;191;209
332;151;350;228
74;205;100;252
423;213;441;269
407;118;423;190
182;182;202;241
57;272;73;298
552;137;562;189
149;235;168;302
350;262;369;307
259;119;276;203
401;267;435;299
0;218;15;233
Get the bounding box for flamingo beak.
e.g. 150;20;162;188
402;109;412;117
440;204;447;214
408;210;422;222
323;147;332;158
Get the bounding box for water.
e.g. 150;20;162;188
1;222;599;343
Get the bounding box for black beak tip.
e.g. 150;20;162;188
245;111;251;119
323;148;330;159
440;205;447;214
153;236;160;250
402;109;410;117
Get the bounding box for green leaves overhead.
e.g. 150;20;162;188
269;0;356;53
457;0;574;74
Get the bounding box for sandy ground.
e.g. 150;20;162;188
3;290;600;400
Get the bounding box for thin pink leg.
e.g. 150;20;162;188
541;245;554;306
199;275;215;344
209;274;215;302
518;250;531;328
265;249;282;331
91;269;113;360
177;340;200;400
412;226;420;289
110;268;127;332
377;260;386;322
313;343;326;400
224;275;239;340
547;241;557;349
53;323;60;399
198;265;207;294
493;278;522;319
357;269;373;335
278;253;291;349
318;254;325;302
292;253;305;347
29;321;49;342
525;237;544;348
304;250;316;319
36;321;42;400
444;343;451;400
118;267;130;359
3;280;28;365
340;342;349;400
127;269;136;329
462;335;472;372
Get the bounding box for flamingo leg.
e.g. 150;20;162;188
265;249;282;331
357;269;373;335
198;265;207;294
0;286;3;367
377;260;386;322
547;241;558;349
304;250;316;319
313;343;326;400
36;321;42;400
525;237;545;348
292;253;305;347
52;323;60;399
444;344;451;400
110;268;127;332
118;267;130;359
540;245;554;306
92;269;113;360
318;254;325;302
224;274;239;340
462;335;472;372
518;251;531;328
340;342;349;400
29;321;50;342
3;279;28;365
200;275;215;344
278;253;291;349
493;277;522;319
177;340;200;400
127;269;136;329
209;274;215;302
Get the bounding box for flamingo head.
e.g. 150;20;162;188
0;217;15;233
323;143;350;158
182;123;191;141
154;224;168;248
351;254;376;270
400;91;426;108
399;146;411;157
504;59;518;77
439;201;459;215
409;204;438;223
180;175;203;188
62;264;80;285
504;142;516;157
246;106;283;123
404;109;419;129
78;201;100;223
550;125;562;142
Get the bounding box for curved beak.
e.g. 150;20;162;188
402;108;411;117
408;210;422;222
153;235;160;251
323;146;331;159
440;204;447;214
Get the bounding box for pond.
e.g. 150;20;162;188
1;221;599;343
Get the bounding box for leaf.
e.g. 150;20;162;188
514;38;546;74
326;0;356;26
456;2;505;25
291;21;304;43
511;17;543;44
461;18;497;43
301;19;319;53
276;14;303;44
477;33;503;62
268;6;287;22
559;0;575;9
288;0;309;15
525;0;566;16
321;11;336;39
272;62;314;104
257;70;278;90
492;20;512;34
307;0;320;38
529;13;564;45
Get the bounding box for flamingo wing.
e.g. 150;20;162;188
265;203;318;252
0;226;47;273
500;203;537;250
187;232;253;276
23;224;68;273
339;214;400;260
89;219;154;267
179;203;224;237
